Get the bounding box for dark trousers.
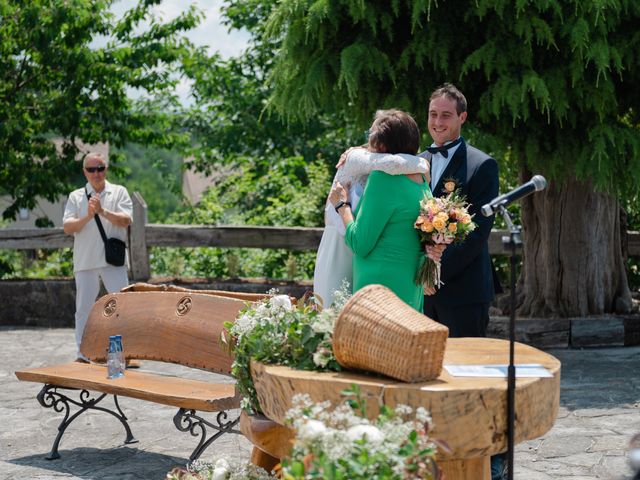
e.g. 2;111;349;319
423;300;490;338
424;299;505;479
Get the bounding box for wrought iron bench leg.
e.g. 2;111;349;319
173;408;241;462
37;384;138;460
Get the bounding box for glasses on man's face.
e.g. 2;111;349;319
85;165;106;173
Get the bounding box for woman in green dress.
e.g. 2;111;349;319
328;109;433;311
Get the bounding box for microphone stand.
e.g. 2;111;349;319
498;204;521;480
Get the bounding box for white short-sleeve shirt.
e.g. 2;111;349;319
63;181;133;272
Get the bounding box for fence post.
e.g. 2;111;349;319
129;192;150;281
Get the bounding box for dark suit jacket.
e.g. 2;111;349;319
421;138;499;307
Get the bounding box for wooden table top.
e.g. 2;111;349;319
251;337;561;459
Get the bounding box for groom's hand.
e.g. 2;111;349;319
426;244;446;262
424;284;436;296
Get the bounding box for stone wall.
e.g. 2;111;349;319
1;278;638;348
0;278;312;328
0;279;77;328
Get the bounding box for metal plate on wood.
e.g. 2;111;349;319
103;298;117;317
177;296;192;316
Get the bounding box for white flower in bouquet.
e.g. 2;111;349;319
312;346;332;368
346;424;384;444
330;279;352;310
297;418;327;440
281;388;439;480
310;310;335;334
232;313;257;339
171;457;275;480
210;457;230;480
225;291;345;414
270;294;293;311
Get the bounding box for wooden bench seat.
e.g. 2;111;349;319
15;288;265;461
16;363;238;412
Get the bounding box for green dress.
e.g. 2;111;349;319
345;170;430;311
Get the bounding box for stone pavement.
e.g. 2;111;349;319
1;326;639;480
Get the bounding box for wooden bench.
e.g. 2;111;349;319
15;286;267;461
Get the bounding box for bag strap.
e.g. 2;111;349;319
85;188;108;244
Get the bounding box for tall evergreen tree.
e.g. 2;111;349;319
256;0;640;316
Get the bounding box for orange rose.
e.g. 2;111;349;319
432;217;446;231
422;222;434;232
448;222;458;233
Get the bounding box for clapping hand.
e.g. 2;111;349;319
88;195;102;216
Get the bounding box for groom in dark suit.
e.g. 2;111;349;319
422;83;500;338
422;84;505;480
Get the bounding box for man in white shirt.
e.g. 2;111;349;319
63;152;132;362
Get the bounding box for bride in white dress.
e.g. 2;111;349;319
313;147;429;307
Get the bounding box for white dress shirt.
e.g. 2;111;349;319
430;139;462;189
63;181;133;272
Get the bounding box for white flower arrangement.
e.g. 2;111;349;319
166;457;275;480
281;387;440;479
224;284;351;414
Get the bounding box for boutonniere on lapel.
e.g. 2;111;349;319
442;178;458;195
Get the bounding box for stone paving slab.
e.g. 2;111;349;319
1;327;639;479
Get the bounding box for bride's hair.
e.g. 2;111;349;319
368;109;420;155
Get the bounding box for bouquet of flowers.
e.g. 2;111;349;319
279;386;442;480
223;284;351;414
166;458;275;480
414;181;476;289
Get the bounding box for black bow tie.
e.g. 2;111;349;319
426;137;462;158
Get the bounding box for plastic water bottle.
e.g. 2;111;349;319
107;336;123;379
115;335;125;376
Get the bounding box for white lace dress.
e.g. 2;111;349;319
313;148;429;307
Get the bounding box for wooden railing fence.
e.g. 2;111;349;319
1;192;639;281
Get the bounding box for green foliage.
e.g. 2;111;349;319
0;0;199;220
624;194;640;292
112;143;183;223
280;386;438;480
0;248;73;279
178;1;365;176
179;47;361;177
262;0;640;198
224;293;341;413
151;155;332;280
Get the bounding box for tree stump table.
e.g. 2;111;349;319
241;337;561;479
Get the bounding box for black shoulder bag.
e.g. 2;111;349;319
85;189;126;267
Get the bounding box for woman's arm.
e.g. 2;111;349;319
328;182;354;227
335;148;429;184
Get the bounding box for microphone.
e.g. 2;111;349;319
481;175;547;217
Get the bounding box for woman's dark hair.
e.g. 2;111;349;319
368;109;420;155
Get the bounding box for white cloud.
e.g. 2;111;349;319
112;0;250;58
104;0;252;104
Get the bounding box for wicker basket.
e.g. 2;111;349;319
333;284;449;383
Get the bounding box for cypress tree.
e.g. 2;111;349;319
262;0;640;316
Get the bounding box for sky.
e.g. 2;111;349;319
111;0;250;57
109;0;252;102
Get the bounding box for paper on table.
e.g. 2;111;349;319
444;364;553;378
